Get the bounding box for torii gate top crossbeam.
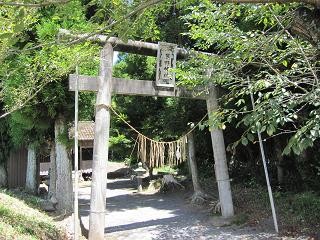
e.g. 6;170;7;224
64;29;210;99
59;29;212;59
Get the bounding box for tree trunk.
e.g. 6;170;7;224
149;167;154;179
48;142;57;199
188;132;202;192
25;145;37;194
0;163;7;187
55;116;73;213
274;138;284;186
277;165;284;185
188;132;210;204
206;78;234;218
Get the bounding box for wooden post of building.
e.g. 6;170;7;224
206;72;234;218
88;43;113;240
79;146;83;170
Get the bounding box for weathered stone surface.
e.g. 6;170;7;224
25;146;37;194
40;200;56;212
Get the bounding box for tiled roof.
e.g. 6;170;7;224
69;121;95;140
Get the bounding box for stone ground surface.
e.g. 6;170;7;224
64;162;308;240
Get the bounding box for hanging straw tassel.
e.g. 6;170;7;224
137;134;141;162
153;141;157;168
182;137;186;163
156;142;159;168
160;142;165;167
136;132;192;168
144;136;147;163
174;141;178;166
149;140;153;168
168;142;172;166
175;140;181;165
137;134;148;164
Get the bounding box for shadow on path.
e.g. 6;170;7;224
79;177;279;240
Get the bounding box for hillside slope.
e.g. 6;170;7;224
0;189;67;240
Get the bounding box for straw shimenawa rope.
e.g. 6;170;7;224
107;105;207;167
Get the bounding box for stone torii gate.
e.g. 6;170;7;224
68;35;234;239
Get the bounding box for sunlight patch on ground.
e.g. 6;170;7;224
107;208;177;228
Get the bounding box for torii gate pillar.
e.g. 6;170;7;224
206;84;234;218
89;43;113;240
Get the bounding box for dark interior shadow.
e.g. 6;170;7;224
107;179;135;190
107;168;131;179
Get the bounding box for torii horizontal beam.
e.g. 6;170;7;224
59;29;213;59
69;74;206;99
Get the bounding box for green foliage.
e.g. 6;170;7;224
79;92;96;121
113;54;156;80
0;6;38;62
232;183;320;234
288;192;320;223
85;0;171;41
109;132;132;161
0;0;188;153
180;1;319;157
0;0;101;149
57;121;73;150
0;118;10;164
273;191;320;233
231;213;249;225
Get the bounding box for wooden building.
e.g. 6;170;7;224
73;121;94;170
7;147;28;188
6;121;95;188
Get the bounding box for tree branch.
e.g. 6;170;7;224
0;81;48;119
212;0;319;6
0;0;318;9
0;0;70;7
1;0;165;119
61;0;164;45
7;0;164;54
269;7;319;85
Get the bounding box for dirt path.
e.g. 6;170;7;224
74;162;302;240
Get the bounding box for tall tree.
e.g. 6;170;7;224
179;1;320;189
54;116;73;212
25;144;37;193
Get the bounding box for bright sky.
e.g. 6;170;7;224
113;51;119;64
